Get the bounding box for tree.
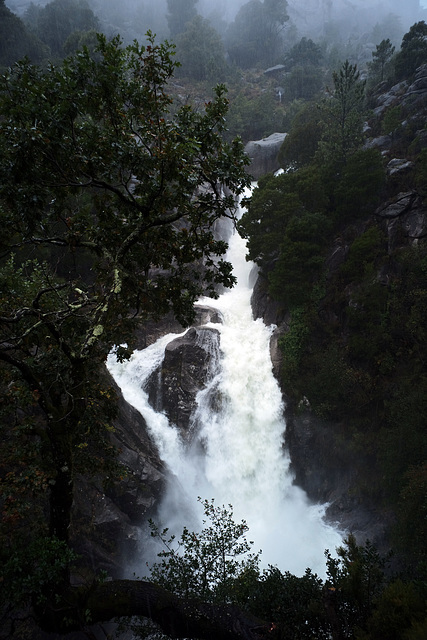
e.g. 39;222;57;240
334;148;386;221
24;0;99;58
226;0;288;69
0;33;253;635
268;210;331;308
238;172;303;269
175;15;228;82
236;566;330;640
281;38;324;102
63;27;99;56
278;102;324;169
149;498;261;603
167;0;199;38
225;90;284;143
239;166;328;272
284;37;323;69
284;64;323;101
0;0;48;68
369;38;395;83
324;534;388;638
318;60;366;168
395;21;427;80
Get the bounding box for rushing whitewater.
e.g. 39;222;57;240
107;196;343;577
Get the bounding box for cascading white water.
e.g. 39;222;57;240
107;193;343;577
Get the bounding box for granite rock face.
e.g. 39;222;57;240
71;379;167;577
375;191;427;251
244;132;287;179
146;324;221;433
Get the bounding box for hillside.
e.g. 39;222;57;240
245;60;427;574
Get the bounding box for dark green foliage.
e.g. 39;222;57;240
325;534;388;637
339;226;386;281
239;34;427;583
299;344;360;419
225;0;288;69
368;38;395;83
24;0;99;59
238;174;302;267
63;28;100;56
167;0;198;38
396;463;427;570
240;566;329;639
0;536;77;607
318;60;366;168
277;306;311;397
282;38;324;102
334;149;386;221
285;37;323;69
284;64;323;101
361;579;426;640
0;33;250;619
381;105;403;137
269;210;331;307
346;282;390;366
226;89;285;143
0;0;48;68
239;164;331;313
239;166;328;268
174;15;227;83
148;509;418;640
149;498;260;603
394;21;427;80
278;102;324;169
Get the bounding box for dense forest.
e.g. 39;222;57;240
1;0;427;638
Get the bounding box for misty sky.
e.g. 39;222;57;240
5;0;427;43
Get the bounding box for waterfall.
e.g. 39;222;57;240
107;192;343;577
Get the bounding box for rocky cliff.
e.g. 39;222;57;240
71;382;167;577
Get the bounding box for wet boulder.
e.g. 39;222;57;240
146;325;221;433
245;133;287;179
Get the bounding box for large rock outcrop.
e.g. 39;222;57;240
284;408;393;550
71;380;167;576
376;191;427;250
245;133;287;179
146;322;221;433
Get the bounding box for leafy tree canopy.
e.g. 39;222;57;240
284;37;323;69
149;498;261;603
226;0;289;69
175;15;228;83
395;20;427;80
0;32;251;634
317;60;366;168
24;0;99;58
278;102;324;169
167;0;199;38
368;38;395;83
0;0;48;68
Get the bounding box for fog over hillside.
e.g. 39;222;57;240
6;0;427;44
